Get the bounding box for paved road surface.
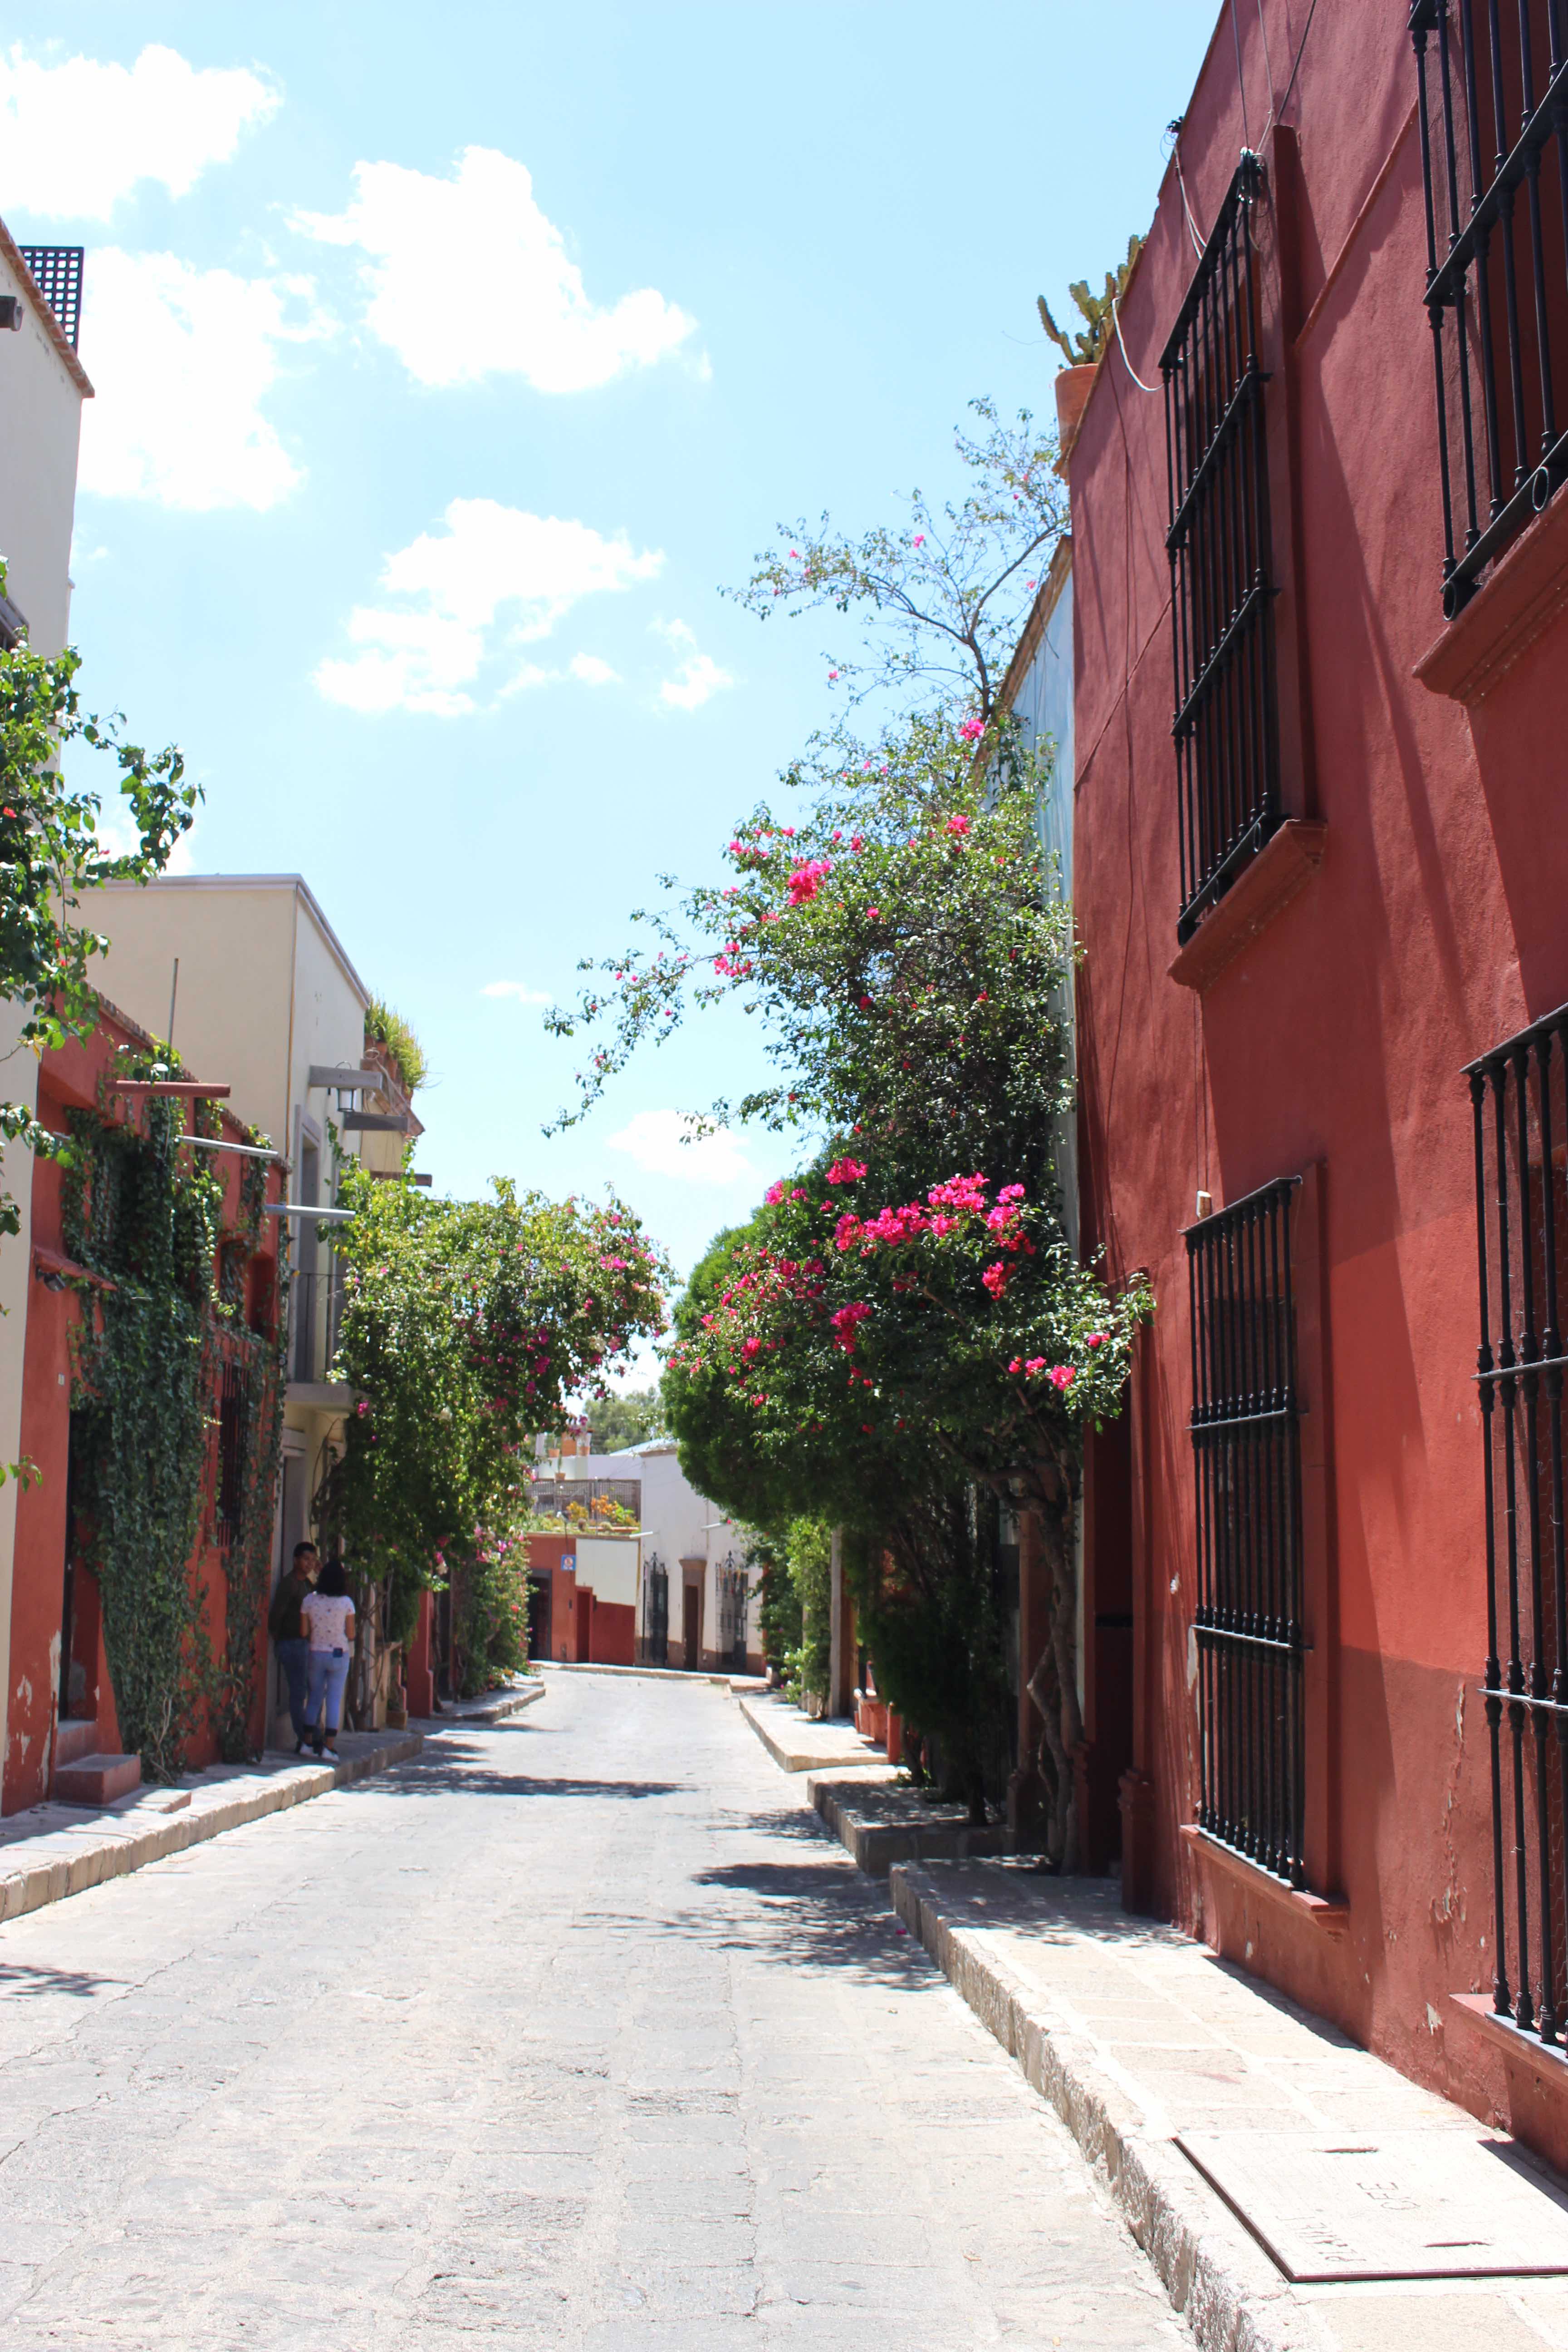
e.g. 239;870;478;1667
0;1672;1184;2349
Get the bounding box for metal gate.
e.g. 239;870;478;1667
642;1555;669;1667
1468;1006;1568;2044
716;1559;749;1674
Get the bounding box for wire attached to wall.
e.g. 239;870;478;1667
1111;295;1161;396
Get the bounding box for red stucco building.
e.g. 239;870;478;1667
1060;0;1568;2169
2;998;284;1813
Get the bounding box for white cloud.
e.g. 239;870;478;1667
481;981;551;1004
568;652;619;686
608;1109;755;1186
77;250;326;510
652;617;732;712
0;42;277;220
294;146;697;392
316;499;660;716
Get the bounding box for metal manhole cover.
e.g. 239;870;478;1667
1176;2128;1568;2281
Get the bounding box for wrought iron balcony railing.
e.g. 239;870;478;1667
1410;1;1568;616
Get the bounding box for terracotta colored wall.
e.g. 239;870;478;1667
3;1015;283;1811
526;1534;580;1664
589;1600;635;1668
1067;0;1565;2147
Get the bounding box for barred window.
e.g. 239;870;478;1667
1467;1008;1568;2046
1186;1176;1306;1888
1410;1;1568;617
1161;151;1281;945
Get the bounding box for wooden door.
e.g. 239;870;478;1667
682;1581;700;1671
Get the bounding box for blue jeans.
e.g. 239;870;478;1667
306;1648;351;1741
276;1637;310;1739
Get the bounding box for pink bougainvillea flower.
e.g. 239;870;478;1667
947;814;972;837
1024;1358;1046;1376
1009;1357;1023;1374
764;1181;786;1205
913;533;926;546
1086;1331;1107;1348
742;1336;761;1359
1049;1365;1077;1391
865;906;880;920
828;669;839;681
959;716;985;744
981;1260;1008;1299
826;1157;868;1185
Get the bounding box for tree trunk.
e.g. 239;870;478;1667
1023;1469;1081;1868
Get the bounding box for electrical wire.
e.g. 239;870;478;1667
1230;0;1252;147
1255;0;1278;121
1111;295;1161;396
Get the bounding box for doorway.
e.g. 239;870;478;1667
271;1444;308;1740
682;1579;701;1671
527;1572;552;1662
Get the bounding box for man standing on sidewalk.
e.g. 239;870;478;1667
269;1542;319;1754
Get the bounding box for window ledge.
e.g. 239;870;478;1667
1180;1822;1349;1932
1416;480;1568;705
1449;1991;1568;2073
1167;821;1329;995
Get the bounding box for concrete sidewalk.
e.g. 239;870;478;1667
739;1689;891;1772
892;1859;1568;2352
429;1675;545;1724
0;1727;421;1925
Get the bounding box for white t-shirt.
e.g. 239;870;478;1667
301;1591;354;1653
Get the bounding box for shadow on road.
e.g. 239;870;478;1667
0;1960;120;1998
654;1856;933;1987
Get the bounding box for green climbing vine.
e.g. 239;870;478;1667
63;1045;285;1778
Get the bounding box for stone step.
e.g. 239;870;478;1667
53;1718;101;1769
54;1753;141;1807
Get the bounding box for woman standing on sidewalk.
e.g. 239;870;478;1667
301;1561;356;1760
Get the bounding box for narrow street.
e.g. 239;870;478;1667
0;1674;1182;2349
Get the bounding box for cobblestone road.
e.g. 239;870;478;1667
0;1672;1185;2349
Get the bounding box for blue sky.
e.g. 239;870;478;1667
3;1;1219;1357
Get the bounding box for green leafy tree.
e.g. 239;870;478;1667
587;1384;666;1453
0;637;194;1225
728;400;1064;725
319;1168;667;1674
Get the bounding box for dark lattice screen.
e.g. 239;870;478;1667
19;246;83;349
1187;1175;1306;1888
1161;152;1280;944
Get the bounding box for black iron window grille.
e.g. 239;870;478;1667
642;1554;669;1667
1186;1175;1307;1886
18;246;83;350
1467;1005;1568;2044
716;1559;749;1672
1161;151;1280;945
1411;2;1568;617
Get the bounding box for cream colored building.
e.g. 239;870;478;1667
0;230;92;1797
83;874;421;1742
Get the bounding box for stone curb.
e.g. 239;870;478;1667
738;1692;892;1774
535;1660;759;1690
427;1680;545;1725
0;1731;424;1929
808;1773;1010;1878
889;1862;1323;2352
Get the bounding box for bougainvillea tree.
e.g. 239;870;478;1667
544;408;1147;1857
318;1166;667;1675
